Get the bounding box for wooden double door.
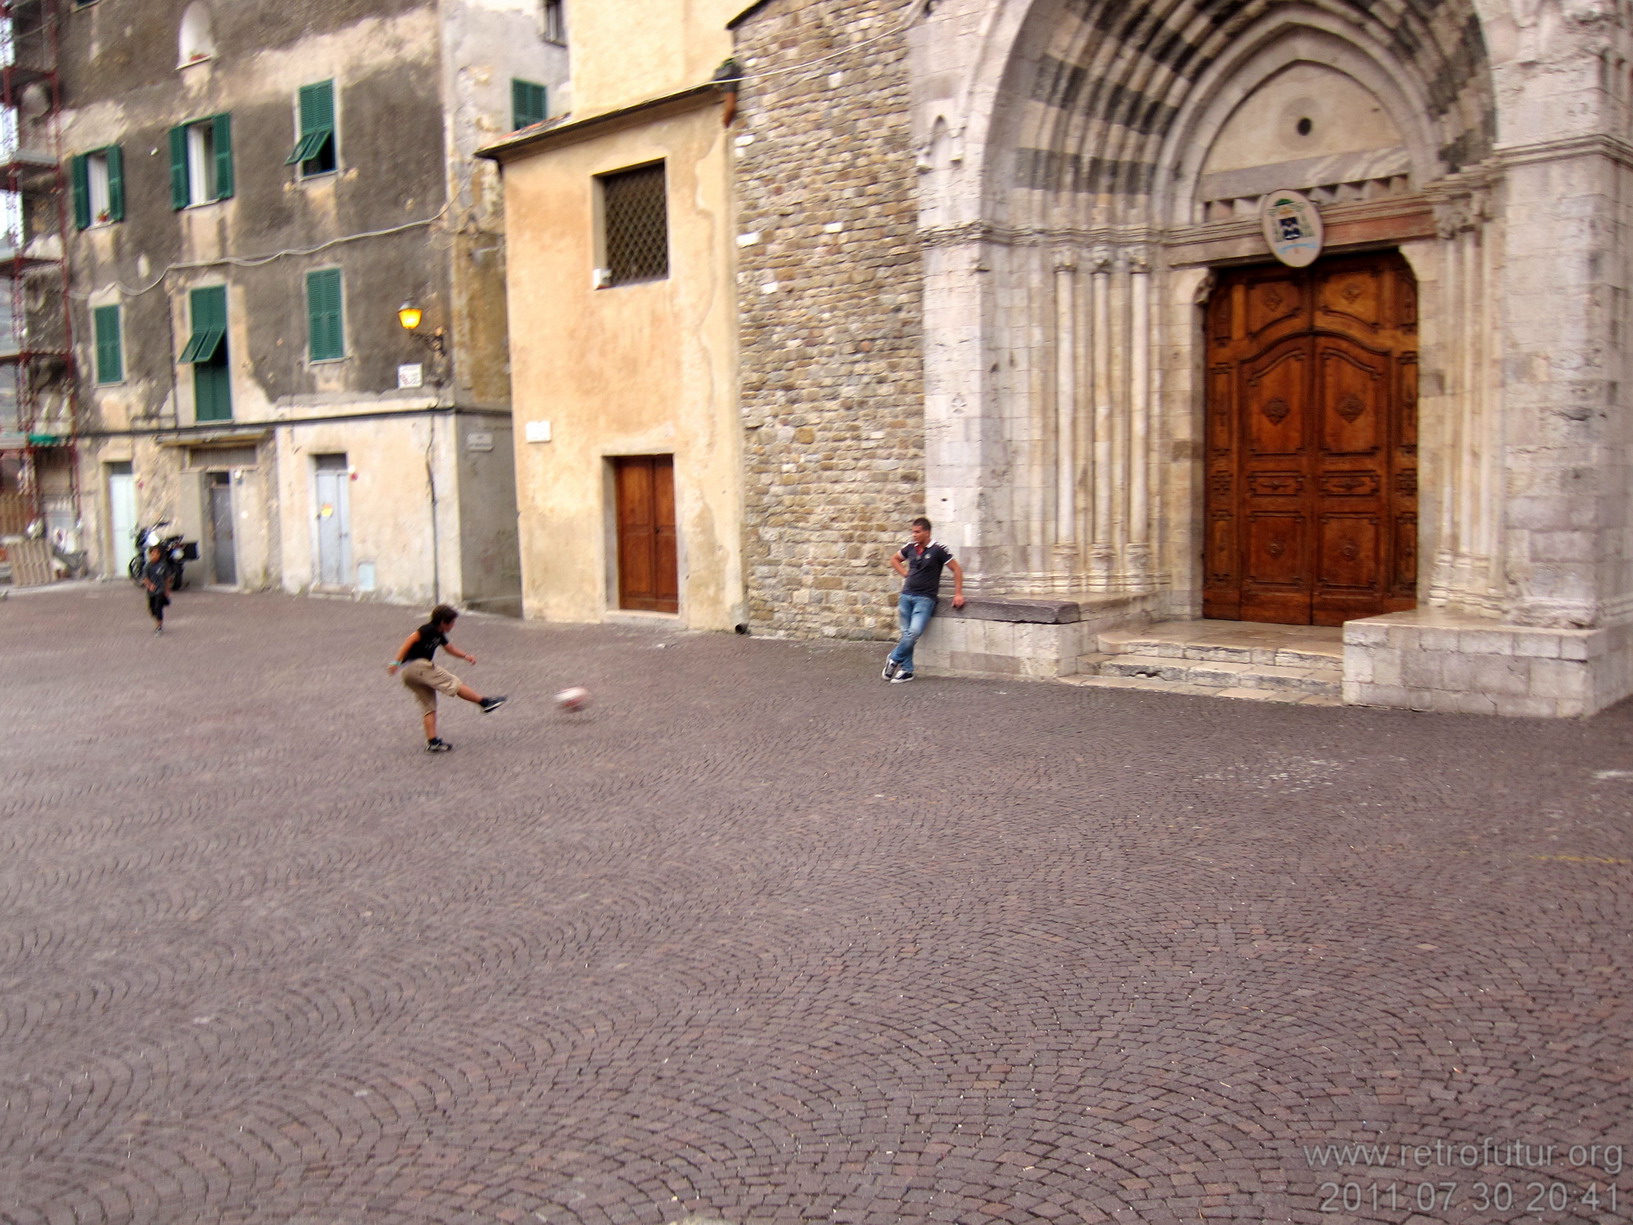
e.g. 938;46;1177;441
1203;251;1418;626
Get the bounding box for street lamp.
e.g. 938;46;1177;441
396;300;446;387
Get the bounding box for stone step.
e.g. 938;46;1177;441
1096;631;1341;672
1076;650;1342;699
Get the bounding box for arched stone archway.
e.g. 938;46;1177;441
915;0;1500;616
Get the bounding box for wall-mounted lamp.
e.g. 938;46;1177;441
397;300;446;388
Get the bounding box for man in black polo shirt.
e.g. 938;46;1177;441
882;516;965;683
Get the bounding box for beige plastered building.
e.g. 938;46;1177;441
479;2;745;632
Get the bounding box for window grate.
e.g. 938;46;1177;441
601;162;668;285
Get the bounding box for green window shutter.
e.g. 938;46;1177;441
169;126;190;209
287;81;335;166
105;145;125;221
212;113;233;200
93;305;122;383
70;155;90;229
300;80;334;132
306;269;343;361
180;285;227;363
195;363;231;421
511;80;547;129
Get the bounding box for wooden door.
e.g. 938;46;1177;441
1203;252;1418;625
614;454;678;613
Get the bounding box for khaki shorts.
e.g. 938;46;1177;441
400;658;462;714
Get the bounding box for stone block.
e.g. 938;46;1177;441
1401;652;1444;689
1458;630;1513;656
1370;651;1403;688
1344;621;1390;647
1527;658;1588;703
1511;631;1562;659
1349;682;1409;708
1490;695;1560;718
1345;646;1374;684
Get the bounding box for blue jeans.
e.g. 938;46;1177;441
888;593;937;673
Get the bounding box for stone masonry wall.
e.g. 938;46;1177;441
731;0;926;640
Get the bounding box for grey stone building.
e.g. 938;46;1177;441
728;0;1633;717
13;0;567;608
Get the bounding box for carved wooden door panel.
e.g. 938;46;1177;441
1204;252;1417;625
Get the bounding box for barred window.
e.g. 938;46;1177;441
599;162;668;286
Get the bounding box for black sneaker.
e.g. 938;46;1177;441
882;657;899;681
890;671;915;684
479;695;508;714
426;738;453;752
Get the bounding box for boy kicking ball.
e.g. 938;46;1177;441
387;604;506;752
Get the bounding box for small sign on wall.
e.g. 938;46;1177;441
398;362;424;389
466;431;494;453
1261;189;1323;267
524;420;552;444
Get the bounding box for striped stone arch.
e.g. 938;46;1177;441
997;0;1495;225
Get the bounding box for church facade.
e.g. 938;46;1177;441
728;0;1633;716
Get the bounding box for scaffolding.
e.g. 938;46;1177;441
0;0;76;547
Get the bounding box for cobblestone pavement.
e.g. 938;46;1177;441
3;586;1631;1225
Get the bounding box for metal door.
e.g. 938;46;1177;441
208;471;237;586
313;454;351;589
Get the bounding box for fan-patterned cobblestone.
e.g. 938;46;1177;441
1;586;1630;1224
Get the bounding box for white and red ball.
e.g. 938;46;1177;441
554;686;590;713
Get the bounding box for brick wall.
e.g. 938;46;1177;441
731;0;925;639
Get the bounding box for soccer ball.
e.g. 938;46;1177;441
554;686;590;713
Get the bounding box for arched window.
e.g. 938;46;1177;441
179;3;215;66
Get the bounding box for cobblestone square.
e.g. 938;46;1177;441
2;587;1630;1224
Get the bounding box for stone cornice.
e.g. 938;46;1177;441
1490;131;1633;171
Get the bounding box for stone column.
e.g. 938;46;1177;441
1126;245;1155;589
1052;255;1080;581
1088;246;1116;587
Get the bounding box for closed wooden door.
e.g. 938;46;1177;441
1204;252;1418;625
614;454;678;613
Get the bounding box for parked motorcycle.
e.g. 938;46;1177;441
127;520;199;590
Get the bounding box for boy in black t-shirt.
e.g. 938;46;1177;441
387;604;507;752
140;545;171;635
882;516;965;682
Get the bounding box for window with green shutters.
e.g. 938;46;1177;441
170;114;233;207
306;269;344;361
287;81;336;176
512;80;548;130
93;305;122;384
69;146;124;228
182;286;231;422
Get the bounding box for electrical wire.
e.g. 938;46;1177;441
66;202;451;300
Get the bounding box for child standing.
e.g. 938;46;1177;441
387;604;507;752
141;544;170;634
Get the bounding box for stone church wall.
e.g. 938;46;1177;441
731;0;925;639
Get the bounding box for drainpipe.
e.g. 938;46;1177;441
425;418;439;604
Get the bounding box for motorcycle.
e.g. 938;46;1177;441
127;520;199;590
